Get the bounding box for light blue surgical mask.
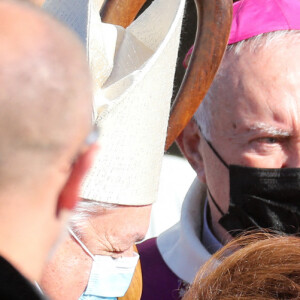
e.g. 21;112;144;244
68;229;139;300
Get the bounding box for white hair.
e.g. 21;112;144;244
69;199;117;238
194;30;300;140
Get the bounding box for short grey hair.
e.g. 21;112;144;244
194;30;300;140
69;199;118;238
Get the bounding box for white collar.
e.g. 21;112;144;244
157;178;211;283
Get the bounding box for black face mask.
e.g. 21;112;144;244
204;138;300;237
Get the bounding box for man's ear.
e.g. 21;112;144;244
176;119;206;183
56;144;99;216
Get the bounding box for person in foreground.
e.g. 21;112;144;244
137;0;300;299
183;232;300;300
0;1;97;299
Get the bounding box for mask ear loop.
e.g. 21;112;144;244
207;188;225;216
68;228;95;261
198;125;229;169
204;140;229;169
199;128;228;216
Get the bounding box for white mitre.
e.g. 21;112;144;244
43;0;186;205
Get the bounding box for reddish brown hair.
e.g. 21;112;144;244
183;232;300;300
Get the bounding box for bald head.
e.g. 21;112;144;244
0;1;93;188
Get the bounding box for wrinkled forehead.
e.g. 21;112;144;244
215;39;300;97
208;40;300;130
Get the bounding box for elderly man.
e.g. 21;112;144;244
137;0;300;299
0;1;97;299
40;0;186;299
39;202;151;300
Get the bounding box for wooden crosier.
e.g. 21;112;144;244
165;0;232;150
101;0;232;151
101;0;232;299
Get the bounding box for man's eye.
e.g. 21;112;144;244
248;137;283;154
250;137;282;148
257;137;279;144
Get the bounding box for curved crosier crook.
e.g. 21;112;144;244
101;0;147;27
101;1;232;300
165;0;232;150
101;0;232;151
